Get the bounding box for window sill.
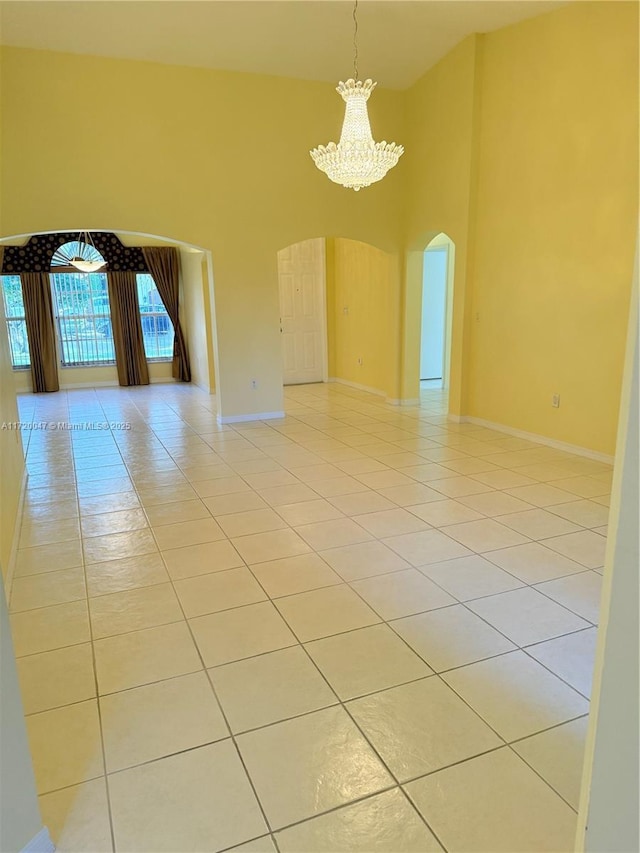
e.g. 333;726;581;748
13;360;171;372
59;363;117;369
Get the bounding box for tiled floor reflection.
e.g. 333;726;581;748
10;383;608;852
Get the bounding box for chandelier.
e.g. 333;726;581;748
310;1;404;191
69;231;107;273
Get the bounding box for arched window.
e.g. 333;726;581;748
51;240;107;270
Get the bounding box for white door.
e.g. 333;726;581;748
420;247;448;380
278;238;326;385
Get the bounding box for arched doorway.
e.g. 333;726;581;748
0;229;217;397
276;236;400;401
420;233;455;394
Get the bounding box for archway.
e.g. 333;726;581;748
276;236;401;402
0;229;218;399
420;233;455;394
402;231;461;412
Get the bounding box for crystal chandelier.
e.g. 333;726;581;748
69;231;107;273
310;1;404;191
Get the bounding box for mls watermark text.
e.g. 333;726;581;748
1;422;132;431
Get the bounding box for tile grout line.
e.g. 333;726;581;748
129;459;283;853
80;392;120;853
15;385;607;849
237;559;450;851
340;558;589;815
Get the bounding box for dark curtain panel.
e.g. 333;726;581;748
20;272;59;393
107;271;150;387
142;247;191;382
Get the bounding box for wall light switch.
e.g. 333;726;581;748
552;394;560;408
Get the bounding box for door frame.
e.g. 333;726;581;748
420;245;448;383
420;237;454;392
318;239;329;383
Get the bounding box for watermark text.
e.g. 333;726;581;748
1;421;132;431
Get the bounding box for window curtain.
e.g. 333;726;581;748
142;247;191;382
107;271;149;387
20;272;59;393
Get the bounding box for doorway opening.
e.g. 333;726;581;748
420;233;454;394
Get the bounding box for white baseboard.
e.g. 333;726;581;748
328;378;420;407
5;466;28;600
460;415;615;464
387;397;421;406
217;411;285;424
21;826;55;853
328;377;387;398
58;379;118;389
58;378;177;390
448;413;464;424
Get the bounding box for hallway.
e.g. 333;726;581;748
9;382;607;852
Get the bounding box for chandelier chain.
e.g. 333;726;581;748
352;0;359;80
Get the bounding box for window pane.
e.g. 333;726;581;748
1;276;30;368
7;319;30;367
136;273;174;361
1;275;26;317
51;272;116;366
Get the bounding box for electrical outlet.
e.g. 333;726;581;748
250;379;258;390
552;394;560;408
343;306;349;315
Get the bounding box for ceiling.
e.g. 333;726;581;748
0;0;567;90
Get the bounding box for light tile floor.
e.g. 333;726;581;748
9;383;608;852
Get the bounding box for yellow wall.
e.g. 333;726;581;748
0;46;404;420
402;3;638;454
401;35;482;414
331;238;400;399
468;2;638;454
